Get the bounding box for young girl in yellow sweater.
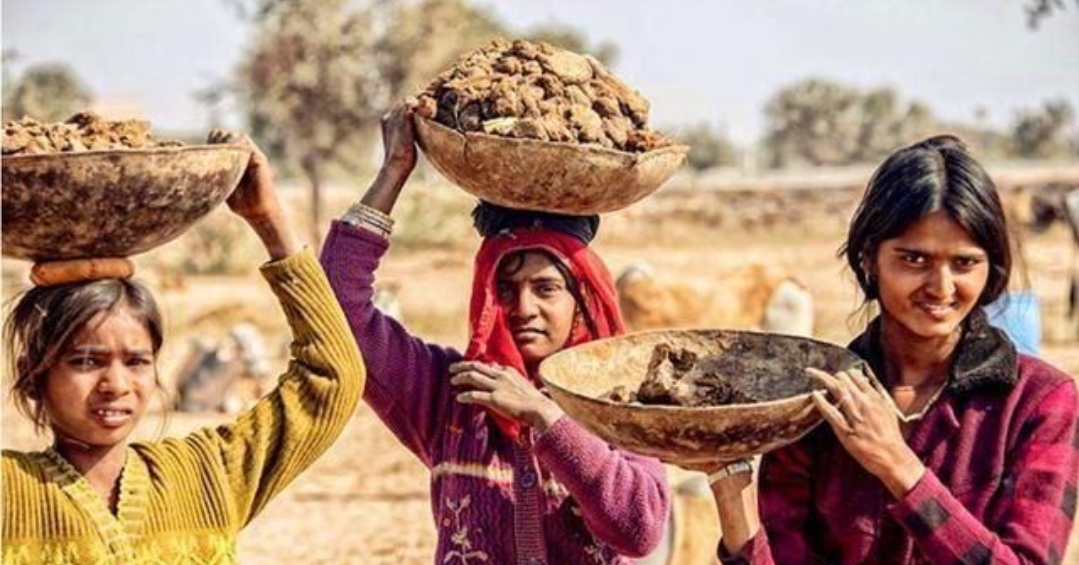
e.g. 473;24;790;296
1;132;365;565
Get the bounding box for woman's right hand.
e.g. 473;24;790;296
359;102;418;213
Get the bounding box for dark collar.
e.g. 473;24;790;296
848;308;1018;397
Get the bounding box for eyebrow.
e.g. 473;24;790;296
68;345;153;356
893;246;988;260
529;275;565;285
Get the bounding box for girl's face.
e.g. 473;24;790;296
870;210;990;343
42;308;156;449
496;252;578;366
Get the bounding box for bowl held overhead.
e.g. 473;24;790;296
2;146;250;262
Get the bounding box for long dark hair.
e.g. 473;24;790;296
4;278;164;433
841;135;1012;307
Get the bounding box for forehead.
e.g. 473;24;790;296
496;251;567;283
68;309;153;349
882;211;984;253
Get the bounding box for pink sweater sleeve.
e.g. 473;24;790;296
320;221;462;466
533;416;670;557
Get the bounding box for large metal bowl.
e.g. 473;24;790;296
413;115;688;215
538;329;863;466
2;145;249;262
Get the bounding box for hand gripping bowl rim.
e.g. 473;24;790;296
536;328;865;463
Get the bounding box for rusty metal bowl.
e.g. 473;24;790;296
413;115;688;215
538;329;864;467
2;145;250;262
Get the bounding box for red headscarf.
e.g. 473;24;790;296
464;228;625;441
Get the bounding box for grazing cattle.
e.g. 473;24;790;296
174;323;274;414
616;261;814;337
173;284;404;415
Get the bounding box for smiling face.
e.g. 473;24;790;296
496;251;579;367
869;210;991;343
42;308;157;449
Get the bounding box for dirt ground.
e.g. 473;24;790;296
3;180;1077;564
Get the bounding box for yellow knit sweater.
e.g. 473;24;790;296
2;250;365;565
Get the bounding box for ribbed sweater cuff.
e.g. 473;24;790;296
260;247;322;283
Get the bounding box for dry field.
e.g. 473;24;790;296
3;177;1077;564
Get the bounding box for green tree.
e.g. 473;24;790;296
237;0;378;247
230;0;615;245
680;123;739;171
1012;99;1076;158
4;62;93;122
371;0;504;109
763;78;935;169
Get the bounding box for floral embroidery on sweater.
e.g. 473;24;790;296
584;542;615;565
442;495;490;564
570;504;615;565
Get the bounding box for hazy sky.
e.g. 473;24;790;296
3;0;1077;144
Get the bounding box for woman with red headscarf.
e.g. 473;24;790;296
319;104;669;565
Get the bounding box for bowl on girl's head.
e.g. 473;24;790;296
2;145;249;262
538;329;864;467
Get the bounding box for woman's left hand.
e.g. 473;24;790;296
806;367;926;498
450;361;564;432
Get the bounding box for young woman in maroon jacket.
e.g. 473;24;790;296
705;135;1079;565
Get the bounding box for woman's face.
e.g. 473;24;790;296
42;308;156;449
496;252;578;366
869;210;990;342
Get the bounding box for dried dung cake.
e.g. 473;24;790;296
3;112;183;156
414;38;672;153
602;343;760;407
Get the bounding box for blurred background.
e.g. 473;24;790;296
3;1;1078;563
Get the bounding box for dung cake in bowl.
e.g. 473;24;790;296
412;38;688;215
539;329;863;467
2;113;249;262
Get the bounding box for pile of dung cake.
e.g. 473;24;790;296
414;38;672;152
3;112;183;156
603;344;760;407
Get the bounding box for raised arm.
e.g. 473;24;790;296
320;104;461;466
184;132;365;524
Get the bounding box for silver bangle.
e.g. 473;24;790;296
341;203;394;238
707;459;754;485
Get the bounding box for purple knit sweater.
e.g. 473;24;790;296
321;221;669;565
